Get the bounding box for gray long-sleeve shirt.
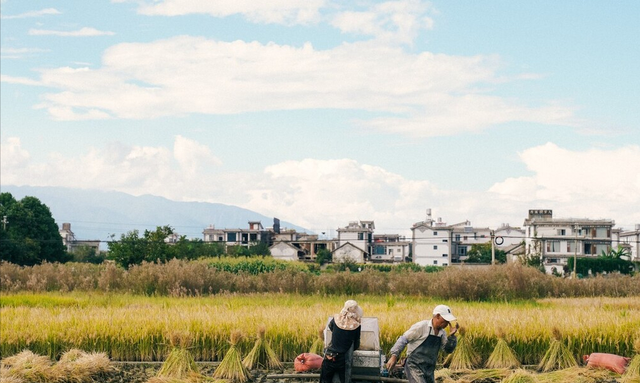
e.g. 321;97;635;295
390;319;457;357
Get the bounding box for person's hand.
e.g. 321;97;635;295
449;322;459;336
385;354;398;370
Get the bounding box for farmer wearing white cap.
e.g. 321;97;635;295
386;304;458;383
319;300;363;383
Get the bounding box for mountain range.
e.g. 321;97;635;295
2;185;309;246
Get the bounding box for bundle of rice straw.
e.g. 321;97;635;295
242;325;283;370
501;369;535;383
0;350;54;383
152;331;203;382
448;327;480;370
622;338;640;383
537;328;578;372
213;330;251;383
54;348;111;381
485;329;520;369
309;327;325;355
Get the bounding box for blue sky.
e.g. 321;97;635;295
1;0;639;236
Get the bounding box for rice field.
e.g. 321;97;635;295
0;292;638;367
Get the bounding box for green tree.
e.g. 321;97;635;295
315;248;332;265
466;243;506;264
0;193;68;265
71;245;105;264
107;225;174;268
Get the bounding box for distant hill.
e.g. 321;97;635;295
1;185;309;245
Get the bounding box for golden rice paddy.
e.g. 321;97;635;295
1;293;638;366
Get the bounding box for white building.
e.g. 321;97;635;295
411;210;452;266
523;209;615;275
618;225;640;263
336;221;374;259
203;221;268;248
332;242;366;263
371;234;409;263
269;231;334;261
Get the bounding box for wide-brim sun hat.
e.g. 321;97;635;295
433;304;456;322
334;300;363;330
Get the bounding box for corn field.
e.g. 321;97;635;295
1;293;638;365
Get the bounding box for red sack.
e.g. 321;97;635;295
294;353;323;372
583;353;631;374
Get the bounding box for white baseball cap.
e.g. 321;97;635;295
433;304;456;322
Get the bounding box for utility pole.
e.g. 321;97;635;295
491;230;496;265
573;224;578;279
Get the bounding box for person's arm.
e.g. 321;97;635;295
353;325;361;351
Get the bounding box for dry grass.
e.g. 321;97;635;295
501;369;535;383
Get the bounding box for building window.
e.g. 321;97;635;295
388;249;393;255
358;233;364;240
567;241;576;253
227;233;236;242
433;245;438;250
433;232;438;236
463;236;468;240
433;260;438;265
558;229;566;236
546;241;560;252
455;234;461;241
442;254;447;257
442;239;448;242
443;263;448;266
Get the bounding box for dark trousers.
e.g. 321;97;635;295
319;352;347;383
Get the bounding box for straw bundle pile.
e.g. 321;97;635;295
486;329;520;369
622;338;640;383
537;328;577;372
0;349;110;383
213;330;251;383
0;350;53;383
54;349;111;381
448;327;480;370
242;325;283;370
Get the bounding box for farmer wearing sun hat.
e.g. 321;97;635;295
386;304;459;383
319;300;363;383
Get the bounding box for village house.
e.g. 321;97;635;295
522;209;615;274
58;223;101;254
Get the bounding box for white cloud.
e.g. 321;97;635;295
28;27;115;37
3;137;637;232
19;36;573;137
0;137;30;169
1;74;43;86
116;0;325;25
331;0;434;44
1;8;60;19
0;47;50;60
489;143;640;225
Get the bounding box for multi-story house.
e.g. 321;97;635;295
202;221;269;249
333;220;375;263
523;209;615;274
411;210;453;266
452;223;525;263
371;234;409;262
270;231;335;261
